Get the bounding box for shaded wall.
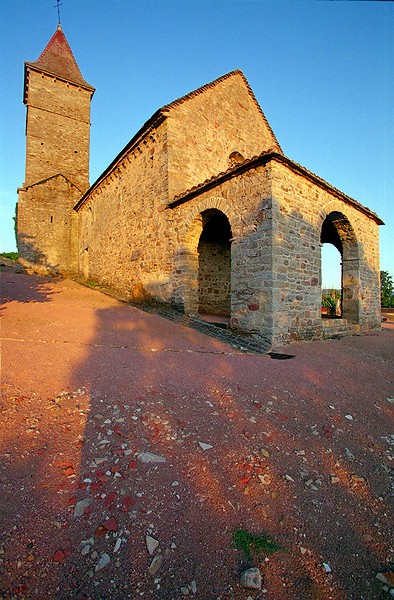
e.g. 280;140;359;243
18;175;81;275
198;211;232;316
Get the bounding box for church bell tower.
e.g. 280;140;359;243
17;24;94;274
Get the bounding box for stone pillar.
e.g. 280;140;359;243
342;257;360;323
230;235;273;343
174;249;199;316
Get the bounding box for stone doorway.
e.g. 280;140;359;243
197;209;232;318
320;211;360;324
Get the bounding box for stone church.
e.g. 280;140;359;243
17;25;383;346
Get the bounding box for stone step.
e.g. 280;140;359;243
322;318;357;339
322;318;348;326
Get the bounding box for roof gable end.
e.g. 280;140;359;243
23;172;83;193
163;70;282;153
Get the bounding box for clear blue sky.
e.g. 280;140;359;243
1;0;392;287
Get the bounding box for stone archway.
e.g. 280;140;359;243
197;209;232;317
321;211;360;323
174;205;233;317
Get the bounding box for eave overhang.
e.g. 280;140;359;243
23;62;95;105
167;152;384;226
74;109;168;211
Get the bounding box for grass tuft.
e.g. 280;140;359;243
232;528;281;561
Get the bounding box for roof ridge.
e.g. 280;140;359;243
168;151;383;225
161;69;282;153
23;172;83;192
161;69;243;111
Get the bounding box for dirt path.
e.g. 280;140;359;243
1;269;393;599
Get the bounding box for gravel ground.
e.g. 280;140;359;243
1;267;393;600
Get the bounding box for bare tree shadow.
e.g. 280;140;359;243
0;270;56;308
1;239;61;311
17;234;61;276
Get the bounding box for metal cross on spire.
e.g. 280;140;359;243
54;0;63;27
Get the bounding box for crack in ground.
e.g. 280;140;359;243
1;336;269;356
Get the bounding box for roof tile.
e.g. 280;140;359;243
26;25;94;90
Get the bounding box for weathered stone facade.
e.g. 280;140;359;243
17;25;94;274
17;26;383;346
165;73;280;199
17;174;81;273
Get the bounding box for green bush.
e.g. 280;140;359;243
381;271;394;308
322;294;337;315
1;252;18;261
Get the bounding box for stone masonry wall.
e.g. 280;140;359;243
169;158;380;346
24;69;92;191
18;175;82;274
198;239;231;316
270;160;381;345
169;166;274;341
166;73;278;200
76;122;172;302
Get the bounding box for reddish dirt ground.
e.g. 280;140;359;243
1;267;393;599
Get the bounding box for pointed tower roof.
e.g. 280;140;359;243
24;25;94;101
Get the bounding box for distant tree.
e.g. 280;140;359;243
381;271;394;308
1;252;18;261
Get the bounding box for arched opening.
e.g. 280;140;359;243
320;211;360;323
197;209;232;318
321;243;342;318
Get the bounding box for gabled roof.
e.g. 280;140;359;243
20;172;83;194
167;151;384;225
161;70;282;154
75;70;282;210
24;24;94;102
